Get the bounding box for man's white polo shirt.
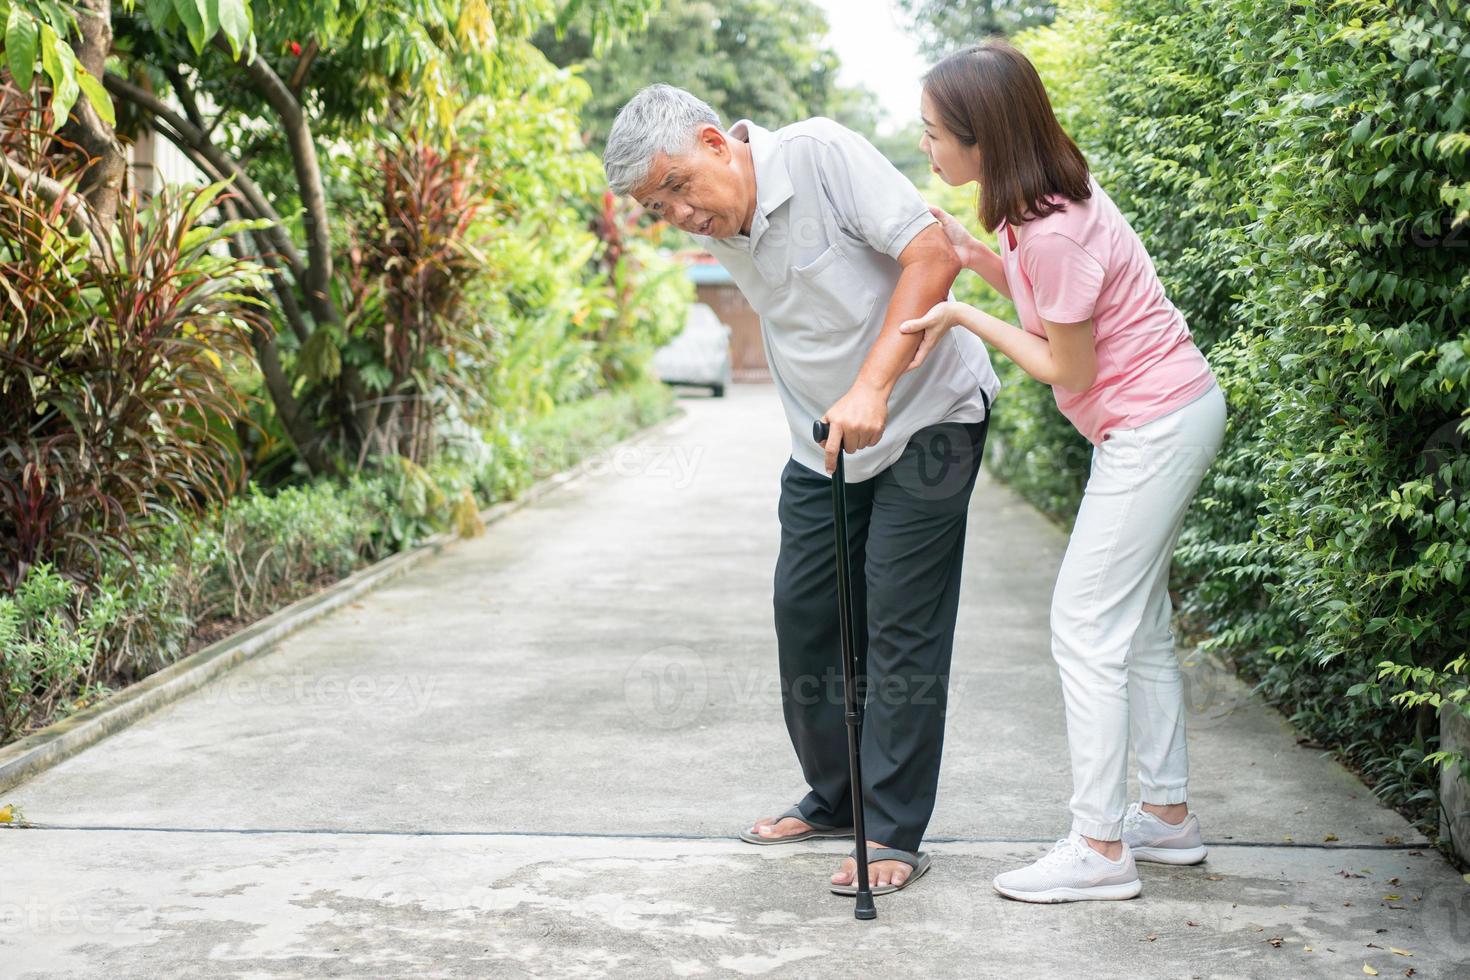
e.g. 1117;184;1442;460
697;117;1001;482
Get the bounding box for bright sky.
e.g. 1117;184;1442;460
814;0;930;135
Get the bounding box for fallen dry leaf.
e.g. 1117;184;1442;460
1207;874;1223;881
1383;894;1402;901
1324;833;1339;842
1187;920;1198;927
0;804;12;824
1390;948;1413;957
1268;937;1285;948
1364;965;1379;977
1145;933;1158;943
1340;870;1366;879
1384;836;1402;845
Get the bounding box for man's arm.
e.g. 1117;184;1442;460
820;223;962;472
930;205;1011;300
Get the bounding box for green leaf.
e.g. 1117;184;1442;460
6;7;39;92
197;0;219;48
216;0;250;60
171;0;207;54
38;23;79;130
184;179;231;225
74;68;114;127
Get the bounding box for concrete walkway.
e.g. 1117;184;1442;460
2;385;1467;978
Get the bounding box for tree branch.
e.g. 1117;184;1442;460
155;122;311;346
0;151;102;242
288;37;321;94
103;71;308;285
65;1;126;231
160;64;208;135
219;200;335;476
211;34;340;330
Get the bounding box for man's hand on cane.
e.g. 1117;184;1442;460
820;384;888;474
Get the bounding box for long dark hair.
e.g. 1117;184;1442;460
923;39;1091;230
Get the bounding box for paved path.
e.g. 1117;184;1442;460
3;385;1467;978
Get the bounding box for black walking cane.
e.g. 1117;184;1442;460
812;419;877;921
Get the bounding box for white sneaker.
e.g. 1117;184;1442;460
1122;803;1209;865
992;833;1143;903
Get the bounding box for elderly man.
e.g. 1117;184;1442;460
604;84;1001;896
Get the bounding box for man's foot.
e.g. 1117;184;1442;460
992;833;1143;903
739;808;854;845
830;840;915;890
747;814;816;841
1122;802;1208;864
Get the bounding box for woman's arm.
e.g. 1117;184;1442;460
901;300;1097;392
929;206;1012;300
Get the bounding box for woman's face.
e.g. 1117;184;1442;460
918;91;981;187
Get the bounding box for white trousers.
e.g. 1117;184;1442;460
1051;383;1227;841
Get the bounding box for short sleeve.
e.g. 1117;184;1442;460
1020;232;1105;323
805;121;935;259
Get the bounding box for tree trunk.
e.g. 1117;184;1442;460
64;1;125;232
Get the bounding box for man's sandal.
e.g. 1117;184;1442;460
738;805;854;845
829;847;932;896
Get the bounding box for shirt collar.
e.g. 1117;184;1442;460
728;119;792;248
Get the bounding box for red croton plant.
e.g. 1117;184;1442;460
0;84;269;592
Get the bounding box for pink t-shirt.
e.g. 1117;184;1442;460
998;177;1217;445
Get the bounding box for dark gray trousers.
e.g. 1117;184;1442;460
774;411;991;853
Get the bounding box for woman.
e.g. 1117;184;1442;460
901;39;1226;903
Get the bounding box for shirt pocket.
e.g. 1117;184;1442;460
791;241;880;335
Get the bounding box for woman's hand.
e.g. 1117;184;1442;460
899;300;961;372
929;206;986;270
930;205;1012;299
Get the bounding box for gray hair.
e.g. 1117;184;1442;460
603;84;722;196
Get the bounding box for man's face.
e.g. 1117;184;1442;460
633;125;752;238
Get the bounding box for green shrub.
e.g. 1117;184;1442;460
995;0;1470;826
0;166;269;591
0;564;116;742
0;382;678;745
